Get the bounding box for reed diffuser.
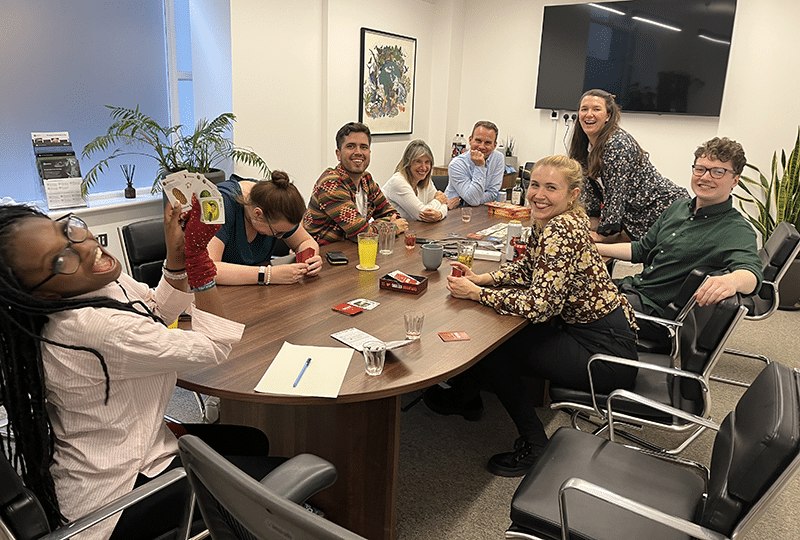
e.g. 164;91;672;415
122;164;136;198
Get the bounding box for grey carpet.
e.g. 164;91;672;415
162;308;800;539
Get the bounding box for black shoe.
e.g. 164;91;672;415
423;384;484;421
487;440;545;477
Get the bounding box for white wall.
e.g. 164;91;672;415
454;0;800;192
227;0;800;201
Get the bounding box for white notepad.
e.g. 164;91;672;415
254;342;353;398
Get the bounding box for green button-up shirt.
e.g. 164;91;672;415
618;196;763;316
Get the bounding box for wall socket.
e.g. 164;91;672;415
97;233;108;247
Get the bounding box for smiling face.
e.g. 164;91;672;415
691;155;740;209
527;166;580;225
9;216;121;298
468;126;498;160
409;155;432;185
336;132;371;179
578;95;611;144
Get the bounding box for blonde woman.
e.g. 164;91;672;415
427;155;638;477
382;140;448;222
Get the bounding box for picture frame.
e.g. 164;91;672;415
359;28;416;135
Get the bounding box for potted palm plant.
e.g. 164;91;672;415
81;105;270;197
734;126;800;309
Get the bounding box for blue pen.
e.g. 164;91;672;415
293;358;312;387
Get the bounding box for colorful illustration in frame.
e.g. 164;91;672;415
359;28;416;135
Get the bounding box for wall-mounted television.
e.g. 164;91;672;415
535;0;737;116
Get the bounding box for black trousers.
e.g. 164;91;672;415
457;307;638;447
109;423;286;540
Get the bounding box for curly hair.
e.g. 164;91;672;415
694;137;747;174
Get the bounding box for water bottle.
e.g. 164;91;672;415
511;178;524;206
506;220;522;261
451;134;460;159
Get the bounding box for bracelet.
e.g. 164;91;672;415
163;262;186;273
191;279;216;292
162;265;188;281
266;265;271;285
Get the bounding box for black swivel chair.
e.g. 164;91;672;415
119;217;167;288
0;451;189;540
506;360;800;540
431;175;448;192
549;294;748;454
714;221;800;386
178;435;367;540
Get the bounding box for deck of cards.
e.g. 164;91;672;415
162;170;225;225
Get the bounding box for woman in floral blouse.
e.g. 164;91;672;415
425;155;638;477
569;89;687;242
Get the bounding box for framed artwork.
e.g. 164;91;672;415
359;28;416;135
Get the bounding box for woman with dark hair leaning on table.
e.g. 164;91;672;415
209;170;322;285
0;198;281;539
425;155;638;477
570;88;687;243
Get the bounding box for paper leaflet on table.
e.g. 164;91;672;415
331;327;412;352
254;342;353;398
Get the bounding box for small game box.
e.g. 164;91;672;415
379;273;428;295
485;201;531;219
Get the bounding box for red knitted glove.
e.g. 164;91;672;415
183;195;221;288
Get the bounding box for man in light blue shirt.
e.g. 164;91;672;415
445;120;505;208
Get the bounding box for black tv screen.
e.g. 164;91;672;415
535;0;737;116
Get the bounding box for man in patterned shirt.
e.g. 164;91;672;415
303;122;408;244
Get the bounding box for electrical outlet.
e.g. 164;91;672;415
97;233;108;247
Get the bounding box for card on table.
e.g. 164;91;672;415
296;247;315;263
347;298;380;310
332;303;363;316
438;331;470;342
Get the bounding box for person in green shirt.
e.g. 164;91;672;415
595;137;763;325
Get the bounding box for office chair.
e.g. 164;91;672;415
178;435;367;540
431;175;448;192
713;221;800;386
118;217;167;288
0;451;190;540
506;360;800;540
549;294;748;454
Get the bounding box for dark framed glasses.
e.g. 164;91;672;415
691;165;736;179
28;214;89;292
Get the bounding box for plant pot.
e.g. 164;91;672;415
778;258;800;310
202;169;226;185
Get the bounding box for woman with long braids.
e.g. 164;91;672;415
0;198;274;539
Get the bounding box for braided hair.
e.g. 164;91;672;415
0;204;162;528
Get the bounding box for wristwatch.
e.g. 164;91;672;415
258;266;266;285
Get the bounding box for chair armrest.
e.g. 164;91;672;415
584;354;710;419
39;468;187;540
259;453;338;504
633;311;684;329
558;477;729;540
606;388;720;442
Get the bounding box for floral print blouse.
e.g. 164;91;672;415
479;211;636;329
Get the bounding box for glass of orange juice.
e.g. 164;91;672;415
357;232;379;270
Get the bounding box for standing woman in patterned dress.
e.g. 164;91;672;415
569;88;688;243
425;155;638;478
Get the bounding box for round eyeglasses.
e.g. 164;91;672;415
691;165;735;180
28;214;89;292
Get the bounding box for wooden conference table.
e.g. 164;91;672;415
177;209;528;540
